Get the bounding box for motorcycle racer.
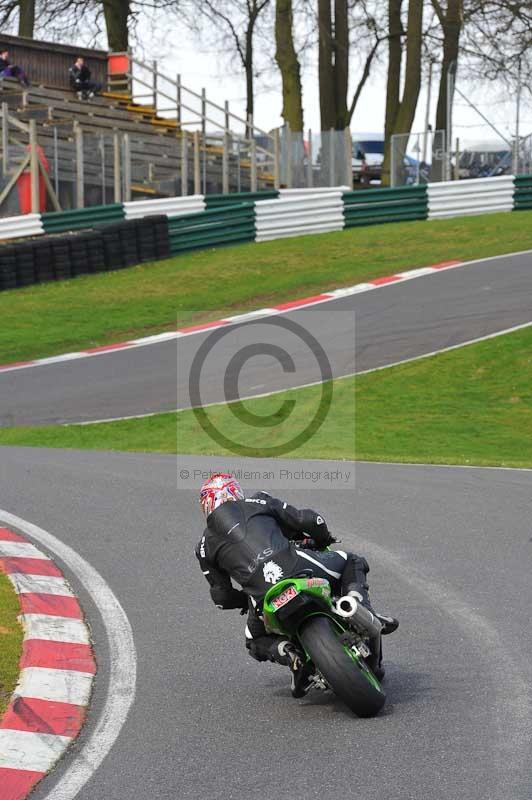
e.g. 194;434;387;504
195;473;398;696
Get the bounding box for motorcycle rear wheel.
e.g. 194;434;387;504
299;615;386;717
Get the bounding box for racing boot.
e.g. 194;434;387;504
345;586;399;636
247;635;294;665
290;659;314;698
341;555;399;635
279;643;314;698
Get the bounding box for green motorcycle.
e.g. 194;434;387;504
262;576;386;717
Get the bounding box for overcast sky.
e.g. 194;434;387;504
147;18;531;152
55;9;523;154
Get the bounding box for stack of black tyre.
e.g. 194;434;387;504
0;246;17;291
0;214;171;292
96;215;170;270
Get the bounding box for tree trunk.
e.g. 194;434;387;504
382;0;423;186
275;0;304;131
334;0;349;130
318;0;336;131
435;0;462;133
384;0;403;145
103;0;130;52
382;0;403;186
18;0;35;38
393;0;423;135
245;24;254;134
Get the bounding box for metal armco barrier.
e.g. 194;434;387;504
0;213;44;240
513;175;532;210
168;203;255;254
0;216;169;291
123;196;205;220
343;185;428;228
205;190;279;209
279;186;351;197
1;178;532;285
427;175;514;220
255;191;345;242
42;204;125;234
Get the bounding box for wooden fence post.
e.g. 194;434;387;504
113;132;121;202
273;129;280;190
2;103;8;177
193;131;201;195
181;133;188;196
123;133;131;201
29;119;40;213
74;121;84;208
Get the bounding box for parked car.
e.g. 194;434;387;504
458;140;512;179
352;133;384;184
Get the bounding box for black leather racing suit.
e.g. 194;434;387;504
195;492;372;664
69;64;102;95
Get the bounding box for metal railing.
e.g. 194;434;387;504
110;54;279;191
0;103;61;214
0;106;278;215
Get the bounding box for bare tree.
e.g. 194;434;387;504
334;0;348;128
347;9;384;127
462;1;532;82
0;0;175;53
102;0;130;51
18;0;35;36
384;0;403;148
382;0;424;185
431;0;463;135
318;0;384;131
184;0;271;131
275;0;303;131
318;0;336;129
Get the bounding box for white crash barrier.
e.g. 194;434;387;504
123;195;205;219
279;185;351;197
0;213;44;240
255;191;345;242
427;175;514;220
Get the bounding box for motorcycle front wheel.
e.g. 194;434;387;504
299;615;386;717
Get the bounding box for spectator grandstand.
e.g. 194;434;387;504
0;33;276;215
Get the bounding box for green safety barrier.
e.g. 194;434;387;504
343;185;428;228
41;203;126;234
168;202;256;254
513;175;532;210
205;190;279;209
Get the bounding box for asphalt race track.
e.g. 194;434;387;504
1;245;532;799
1;449;531;800
2;249;532;426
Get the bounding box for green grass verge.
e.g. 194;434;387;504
2;326;531;468
0;571;23;717
2;210;532;363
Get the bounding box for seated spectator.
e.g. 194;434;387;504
0;49;30;87
69;57;102;100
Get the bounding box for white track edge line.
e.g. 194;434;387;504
0;509;137;800
3;246;532;375
73;318;532;425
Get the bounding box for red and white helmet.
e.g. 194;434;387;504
199;473;244;518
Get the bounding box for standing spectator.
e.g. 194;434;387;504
69;57;102;100
0;49;30;87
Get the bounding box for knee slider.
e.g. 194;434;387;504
246;636;271;663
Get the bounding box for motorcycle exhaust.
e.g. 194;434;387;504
334;595;383;638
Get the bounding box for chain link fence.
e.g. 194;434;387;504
510;132;532;177
391;130;446;186
278;126;352;189
391;127;532;186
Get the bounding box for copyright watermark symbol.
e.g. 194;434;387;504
189;316;333;457
177;309;356;491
